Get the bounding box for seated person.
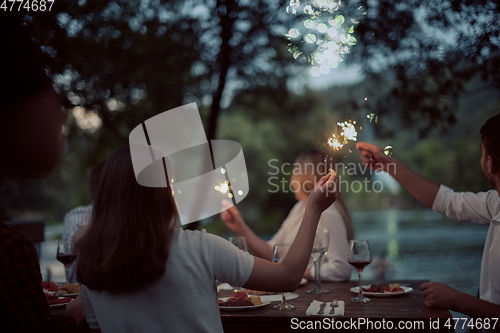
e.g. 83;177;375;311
222;149;353;281
356;113;500;318
76;145;339;332
0;12;77;333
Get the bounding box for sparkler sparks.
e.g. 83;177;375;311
327;120;358;151
215;181;230;194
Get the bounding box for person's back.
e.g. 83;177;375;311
82;228;253;333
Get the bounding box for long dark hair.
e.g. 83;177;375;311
480;113;500;173
77;145;178;292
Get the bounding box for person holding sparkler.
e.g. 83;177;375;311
221;149;353;282
356;113;500;318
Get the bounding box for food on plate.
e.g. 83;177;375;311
41;281;59;292
242;288;278;296
362;283;404;293
55;283;80;295
44;293;72;305
219;291;262;307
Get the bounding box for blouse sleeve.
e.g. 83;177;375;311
432;185;499;225
80;285;99;330
203;231;255;288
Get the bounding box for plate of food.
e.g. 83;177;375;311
54;283;80;297
350;283;413;297
219;292;270;311
256;292;299;302
45;293;73;308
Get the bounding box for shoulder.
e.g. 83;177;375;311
320;204;343;221
285;201;306;219
64;205;93;220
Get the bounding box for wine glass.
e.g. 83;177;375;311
228;236;247;252
229;237;248;292
348;240;372;303
306;228;330;294
57;240;77;283
272;244;294;310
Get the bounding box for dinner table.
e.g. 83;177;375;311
51;279;454;332
219;280;454;332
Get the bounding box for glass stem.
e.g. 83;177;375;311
281;292;287;305
357;270;363;299
314;259;321;290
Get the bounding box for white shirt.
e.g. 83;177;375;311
61;204;93;282
81;228;254;333
268;201;352;281
432;185;500;304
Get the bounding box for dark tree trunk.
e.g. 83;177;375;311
206;0;236;142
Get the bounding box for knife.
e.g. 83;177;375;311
317;302;327;315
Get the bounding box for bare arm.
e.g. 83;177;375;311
220;205;273;260
356;142;440;208
244;172;338;291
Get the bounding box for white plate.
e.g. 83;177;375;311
45;291;80;298
49;297;72;308
219;298;271;311
55;293;80;297
299;278;307;285
350;285;413;297
253;292;299;302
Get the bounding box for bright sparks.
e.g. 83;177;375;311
327;120;358;151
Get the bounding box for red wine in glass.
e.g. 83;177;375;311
57;240;77;268
57;254;77;267
348;259;371;271
348;240;372;303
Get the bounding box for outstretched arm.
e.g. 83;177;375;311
356;142;440;208
221;204;273;260
244;171;338;291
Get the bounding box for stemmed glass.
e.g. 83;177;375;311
229;237;248;292
272;244;294;310
306;228;330;294
228;236;247;252
57;240;77;282
348;240;372;303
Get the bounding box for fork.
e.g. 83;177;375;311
317;302;327;315
329;299;339;315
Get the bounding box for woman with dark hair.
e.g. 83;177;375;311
222;149;353;282
76;145;339;332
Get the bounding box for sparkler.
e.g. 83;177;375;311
327;120;358;151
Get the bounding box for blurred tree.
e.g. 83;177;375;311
1;0;307;218
295;0;499;136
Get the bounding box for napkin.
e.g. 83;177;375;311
306;300;345;316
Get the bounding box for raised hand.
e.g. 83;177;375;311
307;169;338;213
356;142;395;173
220;201;246;234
